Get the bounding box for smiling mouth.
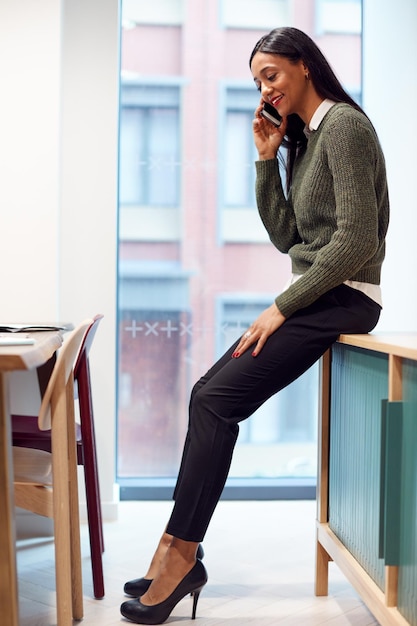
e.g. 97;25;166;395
270;96;282;107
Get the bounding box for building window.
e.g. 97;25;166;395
220;0;290;29
119;84;180;208
121;0;183;28
223;88;259;209
316;0;362;34
117;261;191;479
220;86;270;243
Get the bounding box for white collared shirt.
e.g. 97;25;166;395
288;99;382;307
308;98;336;131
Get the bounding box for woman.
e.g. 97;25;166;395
120;26;389;624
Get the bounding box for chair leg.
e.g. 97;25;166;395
52;375;79;626
66;379;84;618
77;357;105;598
83;440;105;598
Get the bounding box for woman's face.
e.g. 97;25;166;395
250;52;312;123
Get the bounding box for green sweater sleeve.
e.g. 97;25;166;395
254;158;302;253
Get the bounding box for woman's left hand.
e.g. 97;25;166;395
232;303;286;358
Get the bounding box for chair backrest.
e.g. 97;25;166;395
38;319;93;431
74;313;104;381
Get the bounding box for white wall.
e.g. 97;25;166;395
0;0;119;520
363;0;417;331
59;0;120;518
0;1;61;315
0;0;416;526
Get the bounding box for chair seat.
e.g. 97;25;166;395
13;446;53;484
12;414;82;441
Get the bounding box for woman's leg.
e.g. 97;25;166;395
167;285;380;541
127;345;241;589
141;286;380;605
141;528;172;579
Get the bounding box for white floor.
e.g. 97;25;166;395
17;499;380;625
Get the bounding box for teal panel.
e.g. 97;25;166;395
383;401;403;565
397;359;417;625
379;399;387;559
329;344;387;590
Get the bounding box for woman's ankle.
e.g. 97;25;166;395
141;542;197;606
170;537;199;563
144;532;174;579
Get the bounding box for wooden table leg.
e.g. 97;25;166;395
315;533;330;596
0;372;19;626
315;351;331;597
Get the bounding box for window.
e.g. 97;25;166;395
117;0;363;500
316;0;362;35
220;0;290;29
223;88;258;209
122;0;183;28
220;86;270;243
224;109;256;207
118;260;191;479
119;85;180;208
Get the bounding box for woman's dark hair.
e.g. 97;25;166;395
250;27;365;192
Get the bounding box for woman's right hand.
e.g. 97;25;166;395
253;100;287;160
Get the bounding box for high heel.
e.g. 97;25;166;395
120;558;207;625
124;543;204;597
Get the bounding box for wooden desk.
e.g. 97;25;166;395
0;331;63;626
316;332;417;626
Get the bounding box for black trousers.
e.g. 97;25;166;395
166;284;381;542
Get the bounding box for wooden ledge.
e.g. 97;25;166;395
338;333;417;361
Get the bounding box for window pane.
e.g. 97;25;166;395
317;0;362;34
117;1;363;493
147;108;179;206
224;111;254;207
119;108;144;205
119;86;180;207
221;0;290;29
118;309;187;476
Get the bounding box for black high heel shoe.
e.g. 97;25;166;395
120;558;207;625
123;543;204;597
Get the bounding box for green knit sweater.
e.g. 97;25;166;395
255;102;389;319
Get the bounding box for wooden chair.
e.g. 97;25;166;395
13;319;94;626
11;314;105;599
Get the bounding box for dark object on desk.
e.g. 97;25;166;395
0;323;69;333
12;313;105;599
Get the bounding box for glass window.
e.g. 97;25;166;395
221;0;290;29
118;307;187;477
316;0;362;35
220;87;272;243
119;85;180;208
118;262;191;478
224;110;256;207
223;88;259;209
117;0;363;499
121;0;183;28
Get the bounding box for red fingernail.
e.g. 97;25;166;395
233;352;240;358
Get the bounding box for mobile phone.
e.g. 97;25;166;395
260;102;282;128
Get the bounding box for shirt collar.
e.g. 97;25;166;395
304;98;336;137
